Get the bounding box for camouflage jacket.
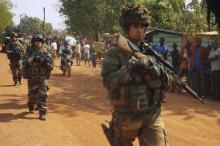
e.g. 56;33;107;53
101;44;173;112
6;41;24;61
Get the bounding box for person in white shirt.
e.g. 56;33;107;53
208;40;220;100
83;43;90;66
75;41;81;66
51;40;57;57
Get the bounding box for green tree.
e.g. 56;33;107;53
17;16;53;35
0;0;13;33
59;0;134;40
59;0;215;39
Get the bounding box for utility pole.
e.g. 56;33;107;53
43;7;46;32
19;13;25;23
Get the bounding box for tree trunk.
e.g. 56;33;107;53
95;30;99;42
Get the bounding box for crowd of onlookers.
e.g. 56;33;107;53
154;37;220;101
50;36;98;68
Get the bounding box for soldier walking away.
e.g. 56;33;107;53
6;32;24;86
101;4;173;146
22;34;53;121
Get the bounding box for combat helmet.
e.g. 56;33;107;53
119;4;150;30
31;33;44;44
10;32;18;38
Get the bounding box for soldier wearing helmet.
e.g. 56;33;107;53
101;4;169;146
6;32;24;85
22;33;53;120
59;40;73;71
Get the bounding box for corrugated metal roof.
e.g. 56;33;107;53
197;31;219;36
145;27;185;36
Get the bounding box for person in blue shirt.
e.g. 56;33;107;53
155;37;168;60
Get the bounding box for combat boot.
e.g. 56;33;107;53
18;80;22;85
13;80;18;86
28;105;34;113
39;110;46;121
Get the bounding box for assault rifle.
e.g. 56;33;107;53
34;52;59;68
116;33;204;104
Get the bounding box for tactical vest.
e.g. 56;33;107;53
103;46;163;112
23;48;53;79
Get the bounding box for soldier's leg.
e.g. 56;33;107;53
28;90;38;112
17;60;22;84
38;80;48;120
110;112;142;146
10;63;18;85
27;80;38;112
138;112;169;146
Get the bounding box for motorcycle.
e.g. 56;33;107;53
60;54;72;77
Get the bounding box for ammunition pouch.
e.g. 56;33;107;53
21;66;32;79
30;64;52;79
128;85;150;112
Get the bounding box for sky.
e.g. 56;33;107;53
11;0;66;30
10;0;193;30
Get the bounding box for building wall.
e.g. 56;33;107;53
152;32;183;51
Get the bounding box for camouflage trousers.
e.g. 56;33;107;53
110;107;169;146
27;77;49;112
9;60;22;83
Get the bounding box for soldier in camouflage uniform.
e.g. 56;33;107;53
6;32;24;85
101;4;171;146
22;34;53;120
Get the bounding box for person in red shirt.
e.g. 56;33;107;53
178;47;190;80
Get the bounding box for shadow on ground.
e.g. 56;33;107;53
0;98;37;122
48;69;110;117
162;92;220;121
0;112;37;122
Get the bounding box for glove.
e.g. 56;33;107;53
33;55;41;62
127;58;150;73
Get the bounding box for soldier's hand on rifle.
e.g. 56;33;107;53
127;58;150;73
33;55;41;63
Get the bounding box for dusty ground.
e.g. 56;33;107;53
0;53;219;146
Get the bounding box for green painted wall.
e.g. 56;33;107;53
153;32;182;51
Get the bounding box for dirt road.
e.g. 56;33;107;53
0;53;220;146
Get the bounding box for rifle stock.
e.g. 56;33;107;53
116;33;204;104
